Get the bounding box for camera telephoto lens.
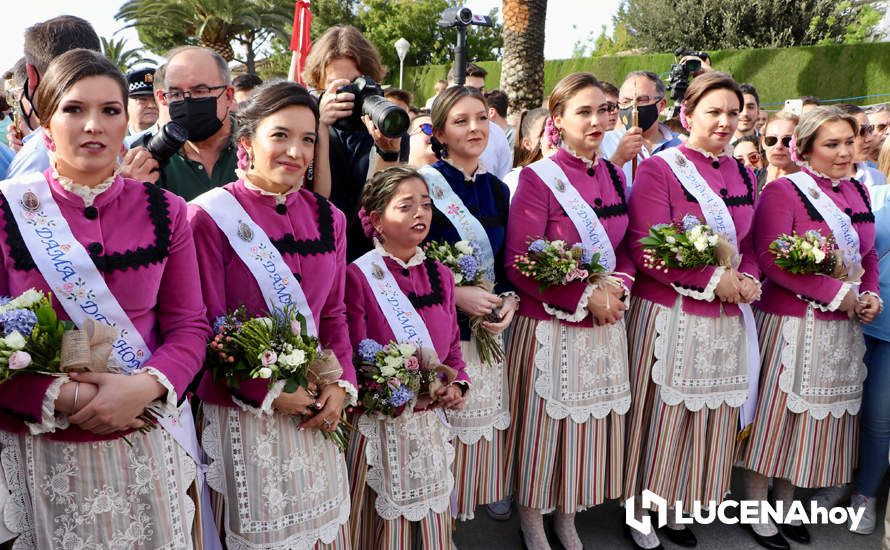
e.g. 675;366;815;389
144;121;189;164
362;95;410;138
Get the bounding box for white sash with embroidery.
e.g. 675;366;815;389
528;157;616;271
419;165;496;280
1;173;223;549
353;249;453;521
354;250;435;350
786;171;863;282
191;187;318;336
656;149;760;427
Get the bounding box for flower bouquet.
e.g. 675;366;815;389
0;289;71;383
0;289;158;443
354;339;457;419
424;239;504;366
639;214;734;272
207;305;349;449
769;230;848;278
514;238;607;291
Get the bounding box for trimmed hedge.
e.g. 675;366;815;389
395;42;890;109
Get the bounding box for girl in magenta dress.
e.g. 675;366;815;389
741;106;881;548
506;73;635;549
624;73;761;550
0;50;209;549
345;166;468;549
189;82;354;549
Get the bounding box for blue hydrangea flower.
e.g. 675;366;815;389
387;385;414;407
458;254;479;281
212;315;228;334
681;214;701;231
528;239;547;253
358;339;384;363
0;297;10;307
0;309;37;337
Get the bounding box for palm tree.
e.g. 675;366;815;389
500;0;547;115
101;36;156;73
115;0;293;74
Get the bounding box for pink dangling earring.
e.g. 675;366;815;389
42;131;56;152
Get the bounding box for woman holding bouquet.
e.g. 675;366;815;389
741;106;881;548
345;165;468;548
0;50;209;548
189;82;354;548
505;72;635;550
624;72;761;550
421;86;518;523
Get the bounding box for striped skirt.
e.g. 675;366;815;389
346;414;453;550
449;339;511;521
623;297;739;511
741;311;860;488
505;315;625;513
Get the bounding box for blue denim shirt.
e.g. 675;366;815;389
864;184;890;342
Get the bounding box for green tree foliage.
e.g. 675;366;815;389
101;36;155;72
612;0;884;52
115;0;293;73
259;0;503;82
355;0;502;76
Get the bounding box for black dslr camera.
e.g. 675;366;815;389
133;121;189;165
334;76;409;138
667;47;709;102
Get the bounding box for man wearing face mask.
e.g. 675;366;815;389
600;71;681;188
156;46;238;201
6;15;159;182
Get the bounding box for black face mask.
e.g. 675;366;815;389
168;97;223;142
618;102;660;131
20;75;38;131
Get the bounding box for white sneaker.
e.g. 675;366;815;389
810;484;850;509
848;493;877;535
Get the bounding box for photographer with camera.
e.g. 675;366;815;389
601;71;681;187
303;25;410;261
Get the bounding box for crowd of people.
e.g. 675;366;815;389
0;13;887;550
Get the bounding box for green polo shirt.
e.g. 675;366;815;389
157;140;238;201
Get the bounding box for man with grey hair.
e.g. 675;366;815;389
600;70;681;187
156;46;238;200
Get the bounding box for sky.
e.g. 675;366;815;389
0;0;618;75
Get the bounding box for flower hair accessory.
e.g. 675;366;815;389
679;103;691;132
789;134;802;165
358;207;376;240
42;131;56;152
236;142;251;170
544;116;560;148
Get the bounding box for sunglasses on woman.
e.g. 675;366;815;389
411;122;433;136
763;135;792;147
859;124;875;136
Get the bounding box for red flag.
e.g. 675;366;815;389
289;0;312;84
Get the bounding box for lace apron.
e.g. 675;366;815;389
652;298;749;410
202;404;349;549
778;308;867;419
534;319;631;423
357;411;454;522
0;427;196;550
445;337;510;445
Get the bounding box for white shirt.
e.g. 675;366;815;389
480;121;513;180
6;127;49;179
855;163;888;189
600;123;680;188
